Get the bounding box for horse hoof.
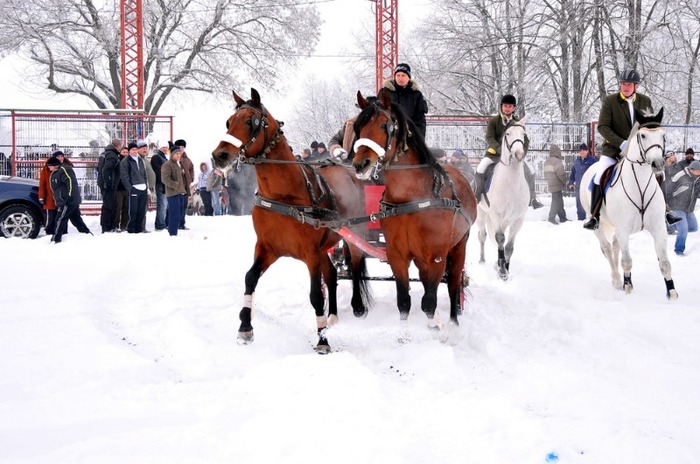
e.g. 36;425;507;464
328;314;339;326
499;272;509;281
314;343;331;355
237;330;254;345
624;284;633;294
667;289;679;300
353;308;368;319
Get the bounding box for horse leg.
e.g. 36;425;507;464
503;217;525;276
320;251;339;326
495;230;509;281
649;222;678;300
478;221;487;264
388;256;412;320
307;255;332;354
347;242;372;318
616;232;634;294
239;247;278;344
446;235;469;325
417;263;444;331
594;229;622;289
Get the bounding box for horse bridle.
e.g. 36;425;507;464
220;103;282;169
630;123;665;165
500;122;526;166
353;105;397;172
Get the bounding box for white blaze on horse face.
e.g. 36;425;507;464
354;138;386;160
221;133;243;148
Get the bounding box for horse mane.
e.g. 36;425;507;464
354;89;439;167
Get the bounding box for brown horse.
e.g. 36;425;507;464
352;89;477;329
211;89;371;353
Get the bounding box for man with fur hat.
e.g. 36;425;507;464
120;141;149;233
48;153;92;242
383;63;429;138
173;139;194;230
474;94;543;209
667;160;700;255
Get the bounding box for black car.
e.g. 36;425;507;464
0;176;45;239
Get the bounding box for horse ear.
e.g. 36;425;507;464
357;91;368;109
519;115;528;125
378;88;392;109
655;107;664;124
250;88;261;106
233;91;244;106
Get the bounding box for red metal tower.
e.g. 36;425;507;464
120;0;144;111
374;0;399;93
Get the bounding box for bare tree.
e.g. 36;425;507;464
0;0;320;115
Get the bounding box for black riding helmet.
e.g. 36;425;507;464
500;94;517;106
619;68;641;83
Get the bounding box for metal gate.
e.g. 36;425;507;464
0;109;173;212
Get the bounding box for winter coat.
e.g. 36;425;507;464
485;113;530;157
119;155;148;193
50;164;82;207
543;145;567;193
100;146;121;191
180;154;195;196
383;79;429;138
39;157;73;210
598;92;653;160
141;154;156;192
328;118;356;163
161;159;188;197
667;168;700;213
151;150;168;194
567;153;596;187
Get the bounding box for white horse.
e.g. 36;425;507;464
579;109;677;299
476;118;530;280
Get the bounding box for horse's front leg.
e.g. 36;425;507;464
388;252;412;320
446;235;469;325
347;242;371;318
320;251;338;326
477;219;487;264
503;217;525;274
495;230;509;281
239;246;278;344
594;229;621;289
616;232;634;293
309;254;332;354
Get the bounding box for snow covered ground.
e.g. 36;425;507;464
2;197;698;464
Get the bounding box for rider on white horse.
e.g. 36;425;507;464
584;68;682;230
474;94;543;209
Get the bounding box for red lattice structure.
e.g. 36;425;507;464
374;0;398;93
0;110;172;214
120;0;144;111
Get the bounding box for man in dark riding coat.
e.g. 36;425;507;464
474;94;543;209
584;68;681;230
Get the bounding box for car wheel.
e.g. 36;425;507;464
0;205;42;239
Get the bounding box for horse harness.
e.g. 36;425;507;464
609;122;664;229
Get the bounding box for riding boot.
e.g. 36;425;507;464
523;165;543;209
583;184;604;230
475;172;485;201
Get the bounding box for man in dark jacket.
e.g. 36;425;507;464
567;143;597;220
585;68;679;229
48;153;92;243
151;140;169;230
98;139;122;233
120;142;149;233
667;160;700;255
383;63;428;139
474;94;543;209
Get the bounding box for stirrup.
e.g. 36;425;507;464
666;212;682;226
583;216;599;230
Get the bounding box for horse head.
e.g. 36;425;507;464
627;107;665;171
352;89;434;180
501;117;528;163
211;88;284;172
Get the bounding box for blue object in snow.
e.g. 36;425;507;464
545;452;559;462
